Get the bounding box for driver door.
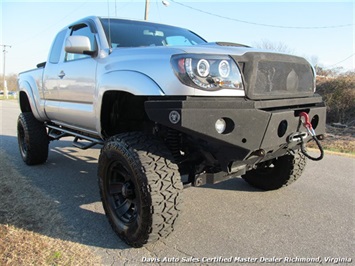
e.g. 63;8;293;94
54;23;98;132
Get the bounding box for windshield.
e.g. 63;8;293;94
100;18;206;48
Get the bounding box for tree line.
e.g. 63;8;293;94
0;74;17;92
315;68;354;124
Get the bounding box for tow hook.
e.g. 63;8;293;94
298;112;324;161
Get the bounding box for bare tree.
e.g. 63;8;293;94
307;55;319;68
0;74;18;91
254;39;294;54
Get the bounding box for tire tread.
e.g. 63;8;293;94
242;152;307;191
17;112;48;165
98;132;183;247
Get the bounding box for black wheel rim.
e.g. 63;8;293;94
106;161;138;225
18;124;27;159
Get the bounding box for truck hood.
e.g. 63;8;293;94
176;42;259;56
109;42;262;58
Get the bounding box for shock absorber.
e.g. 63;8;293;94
166;128;183;163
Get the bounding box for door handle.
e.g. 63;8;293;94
58;71;65;79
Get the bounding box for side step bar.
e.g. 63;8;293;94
73;137;99;150
47;124;104;150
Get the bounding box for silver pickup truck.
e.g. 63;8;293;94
17;16;326;247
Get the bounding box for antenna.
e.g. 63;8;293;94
107;0;112;50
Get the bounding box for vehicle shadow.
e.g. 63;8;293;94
0;134;258;250
200;177;261;192
0;134;130;250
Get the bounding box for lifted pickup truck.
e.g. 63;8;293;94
17;16;325;247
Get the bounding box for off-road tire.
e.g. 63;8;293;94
17;112;49;165
242;151;307;191
98;132;183;247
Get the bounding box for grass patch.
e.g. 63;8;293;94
1;225;99;266
0;95;18;100
308;139;355;156
0;151;101;266
322;146;355;156
307;125;355;156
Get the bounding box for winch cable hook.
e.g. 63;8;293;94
299;112;324;161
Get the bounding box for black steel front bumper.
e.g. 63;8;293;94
145;96;326;171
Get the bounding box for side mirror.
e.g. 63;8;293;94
65;36;95;55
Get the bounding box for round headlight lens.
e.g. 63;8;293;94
215;118;226;134
197;59;210;77
218;60;230;78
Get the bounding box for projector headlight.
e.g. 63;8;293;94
197;59;210;77
218;60;230;78
171;54;244;90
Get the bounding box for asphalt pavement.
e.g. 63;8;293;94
0;100;354;265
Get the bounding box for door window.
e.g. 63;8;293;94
49;29;67;64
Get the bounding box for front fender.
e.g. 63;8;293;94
97;70;165;96
95;70;165;136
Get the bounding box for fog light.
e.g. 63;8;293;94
215;118;226;134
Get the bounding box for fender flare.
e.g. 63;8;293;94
18;78;46;121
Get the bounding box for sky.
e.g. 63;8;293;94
0;0;354;75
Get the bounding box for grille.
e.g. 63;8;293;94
233;53;315;100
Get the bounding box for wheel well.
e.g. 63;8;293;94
100;91;151;137
19;92;32;113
